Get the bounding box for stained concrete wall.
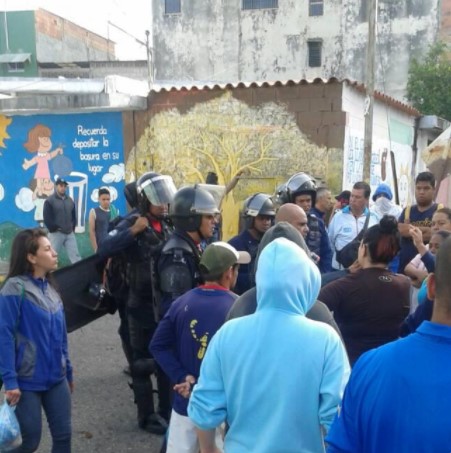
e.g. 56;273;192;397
152;0;441;101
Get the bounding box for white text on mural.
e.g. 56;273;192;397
74;124;120;175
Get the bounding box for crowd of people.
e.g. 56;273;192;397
1;168;450;452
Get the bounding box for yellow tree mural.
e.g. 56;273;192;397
127;92;335;238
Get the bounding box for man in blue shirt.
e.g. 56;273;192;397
327;236;451;453
150;242;250;453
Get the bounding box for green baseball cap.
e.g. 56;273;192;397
200;242;251;275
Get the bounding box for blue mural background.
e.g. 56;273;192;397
0;111;126;229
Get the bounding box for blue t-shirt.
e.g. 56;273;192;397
326;322;451;453
398;203;440;273
150;285;237;416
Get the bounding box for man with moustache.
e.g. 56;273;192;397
328;181;378;270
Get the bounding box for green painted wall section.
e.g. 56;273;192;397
389;118;413;146
0;11;38;77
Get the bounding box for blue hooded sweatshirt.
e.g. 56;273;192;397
188;238;350;453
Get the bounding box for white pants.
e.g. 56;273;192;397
167;410;224;453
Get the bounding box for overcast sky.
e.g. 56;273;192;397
1;0;152;59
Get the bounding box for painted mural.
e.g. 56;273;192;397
127;92;336;239
343;129;413;208
0;112;126;263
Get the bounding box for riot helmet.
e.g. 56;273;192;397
273;182;290;207
286;172;317;205
243;193;275;230
136;172;177;215
124;182;138;209
170;185;220;232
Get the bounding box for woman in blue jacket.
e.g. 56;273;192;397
0;228;73;453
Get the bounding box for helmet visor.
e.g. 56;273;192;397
192;187;220;215
141;175;177;206
197;184;226;208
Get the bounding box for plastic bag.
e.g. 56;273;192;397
0;401;22;451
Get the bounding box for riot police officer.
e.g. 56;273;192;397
158;185;220;315
112;181;140;373
98;172;176;435
281;172;333;273
228;193;275;295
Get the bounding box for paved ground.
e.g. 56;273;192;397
37;314;163;452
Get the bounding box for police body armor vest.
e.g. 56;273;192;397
159;231;202;296
306;214;321;256
127;219;172;296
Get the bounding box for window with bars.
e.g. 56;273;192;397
309;0;324;16
308;41;322;67
242;0;278;10
165;0;181;14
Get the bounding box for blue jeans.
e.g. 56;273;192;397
12;380;71;453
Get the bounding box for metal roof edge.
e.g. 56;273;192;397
0;92;147;116
150;77;420;116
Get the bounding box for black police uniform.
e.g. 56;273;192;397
99;214;172;434
157;229;203;316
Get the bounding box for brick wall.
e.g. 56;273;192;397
35;9;115;58
134;82;347;150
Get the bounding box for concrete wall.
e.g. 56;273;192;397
341;84;434;207
129;82;348;237
152;0;441;101
35;9;115;62
127;81;434;234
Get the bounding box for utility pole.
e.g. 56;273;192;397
145;30;153;87
107;21;153;87
363;0;378;183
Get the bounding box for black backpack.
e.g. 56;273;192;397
103;215;132;299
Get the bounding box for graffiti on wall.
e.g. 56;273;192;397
344;129;413;207
0;112;126;261
127;92;336;239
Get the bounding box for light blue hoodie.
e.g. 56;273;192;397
188;238;350;453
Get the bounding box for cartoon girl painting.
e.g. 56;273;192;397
22;124;63;197
30;177;54;226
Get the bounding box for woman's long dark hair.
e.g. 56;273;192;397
5;228;51;281
362;215;400;264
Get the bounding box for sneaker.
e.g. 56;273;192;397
139;413;168;436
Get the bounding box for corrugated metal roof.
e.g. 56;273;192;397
0;53;31;63
150;77;420;116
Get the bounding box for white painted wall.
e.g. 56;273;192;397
152;0;440;100
341;84;434;207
